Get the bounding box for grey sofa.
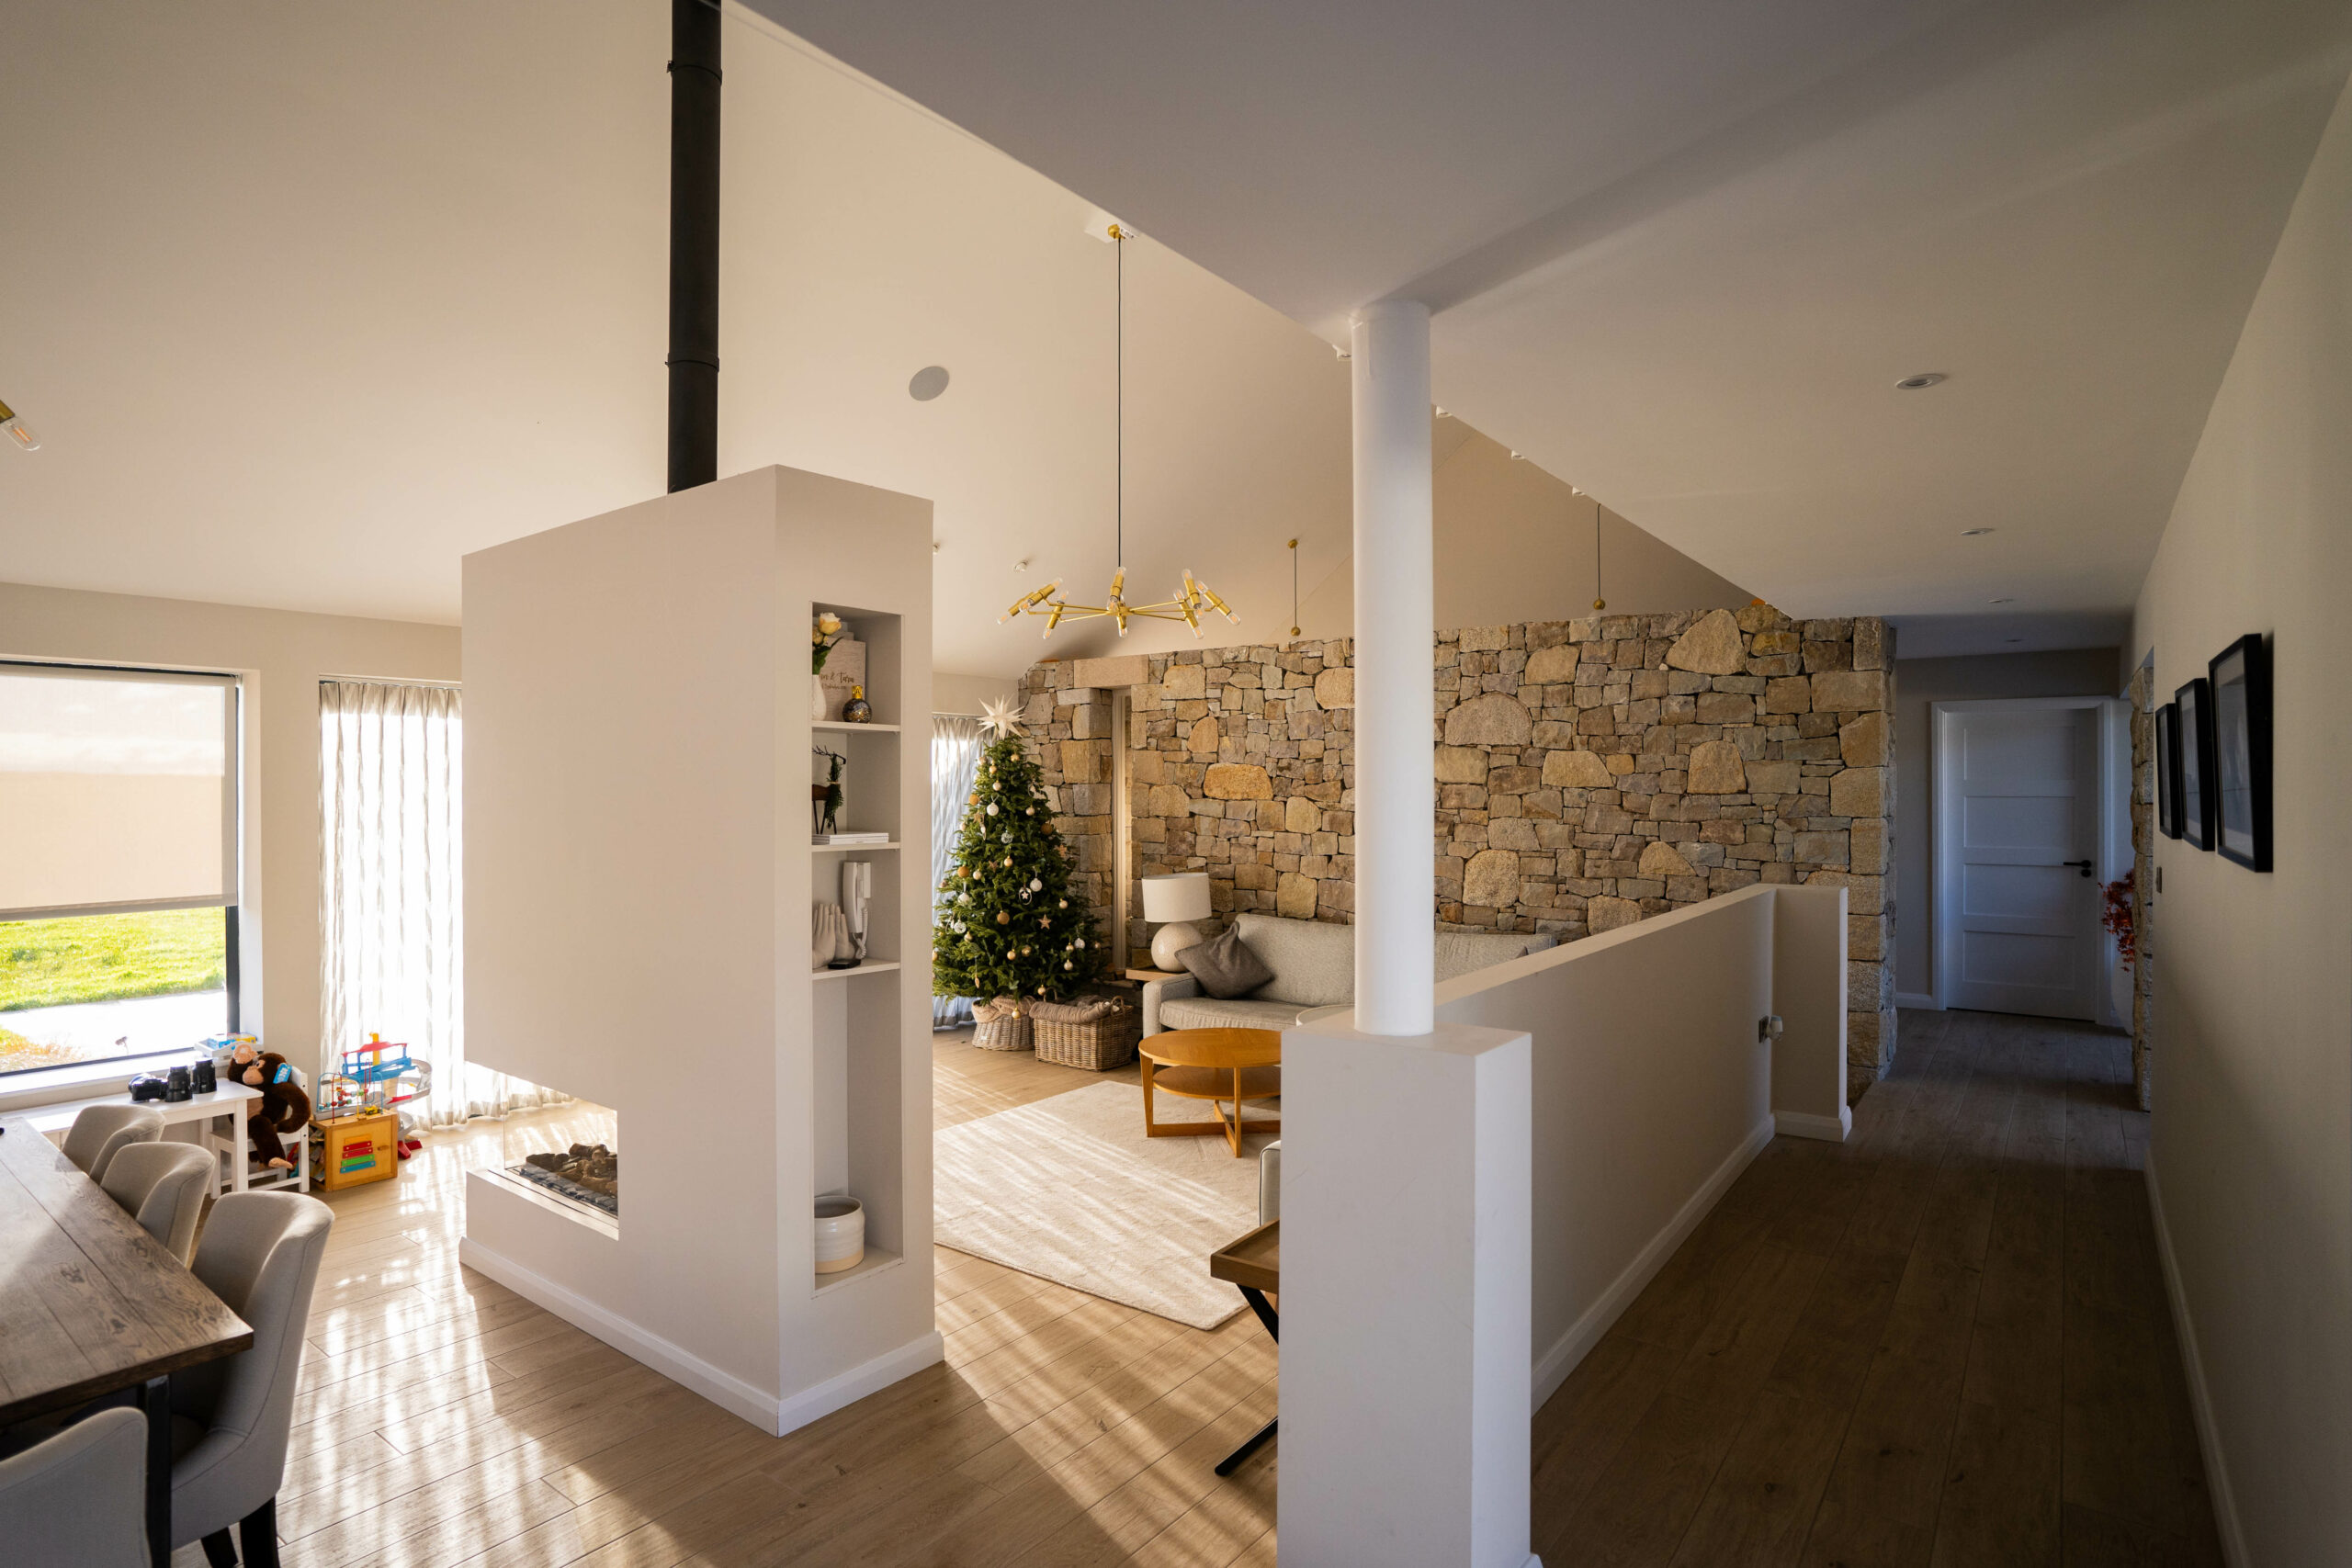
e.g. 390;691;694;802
1140;912;1555;1035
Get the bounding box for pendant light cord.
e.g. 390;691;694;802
1115;226;1124;574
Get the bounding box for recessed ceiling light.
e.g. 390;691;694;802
908;366;950;401
1895;372;1948;390
1988;597;2014;604
1961;527;1994;536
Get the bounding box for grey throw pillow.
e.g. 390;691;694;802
1178;926;1273;999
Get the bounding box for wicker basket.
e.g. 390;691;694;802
971;998;1033;1053
1031;997;1141;1072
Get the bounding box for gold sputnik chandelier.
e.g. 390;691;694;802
1002;223;1237;639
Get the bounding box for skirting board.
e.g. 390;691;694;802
2144;1161;2250;1568
1895;990;1941;1011
458;1236;944;1438
1531;1115;1774;1409
1773;1107;1852;1142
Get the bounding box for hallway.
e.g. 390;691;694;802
1532;1007;2221;1566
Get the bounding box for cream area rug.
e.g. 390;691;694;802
933;1078;1274;1330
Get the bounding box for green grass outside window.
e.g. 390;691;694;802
0;908;229;1013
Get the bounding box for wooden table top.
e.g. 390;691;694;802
0;1117;252;1425
1141;1027;1283;1071
1209;1220;1279;1293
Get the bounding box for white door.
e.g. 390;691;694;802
1938;703;2102;1019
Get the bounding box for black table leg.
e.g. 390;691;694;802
140;1375;171;1568
1216;1284;1278;1476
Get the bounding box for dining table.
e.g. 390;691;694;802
0;1115;254;1568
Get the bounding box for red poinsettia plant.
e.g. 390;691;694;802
2101;871;2137;964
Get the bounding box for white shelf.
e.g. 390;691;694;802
811;840;900;852
813;1245;904;1295
812;720;901;734
810;961;902;982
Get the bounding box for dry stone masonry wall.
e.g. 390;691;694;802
1016;604;1899;1093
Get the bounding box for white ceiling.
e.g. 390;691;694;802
752;0;2352;642
0;3;1363;677
6;3;2343;671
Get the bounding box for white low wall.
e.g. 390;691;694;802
1430;882;1847;1404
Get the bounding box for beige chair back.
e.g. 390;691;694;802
0;1405;148;1567
168;1190;334;1547
62;1104;164;1183
99;1141;216;1263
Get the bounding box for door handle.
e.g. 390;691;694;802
2062;859;2094;878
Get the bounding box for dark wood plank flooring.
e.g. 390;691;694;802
1532;1006;2221;1566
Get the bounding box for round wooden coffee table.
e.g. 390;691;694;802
1140;1027;1281;1157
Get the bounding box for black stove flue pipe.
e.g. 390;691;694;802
667;0;721;492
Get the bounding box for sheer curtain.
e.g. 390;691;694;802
319;680;561;1128
931;714;987;1029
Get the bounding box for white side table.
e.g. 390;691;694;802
21;1083;289;1196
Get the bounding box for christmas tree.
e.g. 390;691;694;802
933;733;1102;1005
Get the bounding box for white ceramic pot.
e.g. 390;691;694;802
811;671;830;721
814;1194;865;1274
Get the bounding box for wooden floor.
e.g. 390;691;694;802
210;1009;2211;1566
1532;1007;2221;1566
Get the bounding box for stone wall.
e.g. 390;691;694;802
1016;604;1900;1093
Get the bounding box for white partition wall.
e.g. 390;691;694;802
459;466;940;1434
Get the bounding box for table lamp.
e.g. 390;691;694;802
1141;873;1213;970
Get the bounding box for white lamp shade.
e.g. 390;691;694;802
1141;872;1212;923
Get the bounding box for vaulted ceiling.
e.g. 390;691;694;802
753;0;2352;649
4;3;2344;674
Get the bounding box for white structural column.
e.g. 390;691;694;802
1280;299;1537;1567
1350;299;1435;1037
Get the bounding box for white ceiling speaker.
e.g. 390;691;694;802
908;365;950;401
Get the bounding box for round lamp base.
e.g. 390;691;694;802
1149;921;1204;971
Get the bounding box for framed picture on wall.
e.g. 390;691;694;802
2209;634;2272;871
2176;676;2215;851
2155;702;2184;840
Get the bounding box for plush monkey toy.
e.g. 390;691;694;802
238;1051;312;1171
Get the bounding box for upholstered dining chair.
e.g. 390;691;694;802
100;1141;216;1264
0;1406;149;1567
62;1104;164;1183
168;1190;334;1568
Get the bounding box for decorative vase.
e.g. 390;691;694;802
842;684;872;725
814;1194;865;1274
810;671;829;721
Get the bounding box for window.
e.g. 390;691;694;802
0;664;240;1074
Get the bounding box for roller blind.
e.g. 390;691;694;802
0;664;240;919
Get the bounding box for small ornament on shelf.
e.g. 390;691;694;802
842;684;873;725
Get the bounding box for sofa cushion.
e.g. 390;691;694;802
1180;926;1275;998
1233;913;1353;1007
1435;930;1556;983
1157;995;1311;1033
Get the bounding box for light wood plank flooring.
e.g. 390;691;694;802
203;1008;2209;1565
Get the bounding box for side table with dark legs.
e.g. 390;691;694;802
1208;1220;1280;1476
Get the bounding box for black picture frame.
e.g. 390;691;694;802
2154;702;2184;840
2176;676;2215;851
2208;634;2272;871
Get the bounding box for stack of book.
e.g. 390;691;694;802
814;830;891;846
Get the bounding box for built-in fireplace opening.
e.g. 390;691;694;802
511;1141;618;1215
475;1099;620;1236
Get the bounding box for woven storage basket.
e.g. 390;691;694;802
1031;997;1141;1072
971;998;1033;1052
